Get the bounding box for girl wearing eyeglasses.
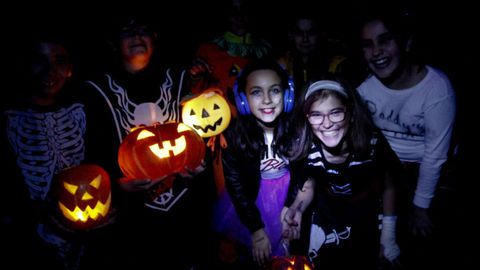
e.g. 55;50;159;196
282;77;402;269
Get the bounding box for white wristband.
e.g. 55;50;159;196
380;215;400;262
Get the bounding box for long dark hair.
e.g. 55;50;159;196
289;74;375;160
228;58;294;159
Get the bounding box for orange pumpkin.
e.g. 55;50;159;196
55;164;111;230
118;122;205;180
269;255;314;270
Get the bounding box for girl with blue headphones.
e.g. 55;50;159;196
212;58;295;268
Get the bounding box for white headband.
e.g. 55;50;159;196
304;80;348;99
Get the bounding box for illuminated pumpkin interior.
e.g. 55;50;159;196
136;124;190;158
58;173;111;222
269;255;314;270
56;164;111;230
182;90;231;137
118;122;206;180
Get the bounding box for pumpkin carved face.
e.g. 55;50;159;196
118;122;206;180
56;164;111;230
269;255;314;270
182;89;231;137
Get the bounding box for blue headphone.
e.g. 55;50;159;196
233;71;295;115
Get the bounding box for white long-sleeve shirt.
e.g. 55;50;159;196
357;66;456;208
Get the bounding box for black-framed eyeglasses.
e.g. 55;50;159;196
307;110;346;125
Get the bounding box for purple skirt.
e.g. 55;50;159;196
212;170;290;256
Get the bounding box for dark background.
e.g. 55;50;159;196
7;0;474;152
2;0;476;267
5;0;475;192
5;0;475;76
6;0;474;70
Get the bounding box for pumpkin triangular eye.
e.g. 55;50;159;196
202;109;209;118
81;192;94;201
89;175;102;189
190;109;196;116
213;104;220;110
63;182;78;195
137;130;155;140
177;123;191;132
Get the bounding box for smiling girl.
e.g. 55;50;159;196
213;58;295;268
282;77;402;269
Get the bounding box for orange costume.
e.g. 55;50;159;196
193;31;270;105
192;31;270;193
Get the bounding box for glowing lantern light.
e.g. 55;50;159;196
55;164;111;230
269;255;314;270
118;122;206;180
182;88;231;138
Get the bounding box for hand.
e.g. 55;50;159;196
281;206;302;240
380;215;401;263
147;176;176;199
188;58;212;78
47;211;77;234
178;159;206;178
118;175;167;192
251;228;271;267
379;256;403;270
380;241;402;268
409;205;434;237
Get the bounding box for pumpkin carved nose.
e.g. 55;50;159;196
202;108;209;118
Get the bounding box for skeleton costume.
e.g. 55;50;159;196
85;64;188;211
1;91;87;269
5;104;86;201
82;60;215;269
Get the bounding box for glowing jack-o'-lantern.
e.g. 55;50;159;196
55;164;111;230
182;88;231;138
118;122;206;180
268;255;314;270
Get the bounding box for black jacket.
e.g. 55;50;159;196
222;127;264;234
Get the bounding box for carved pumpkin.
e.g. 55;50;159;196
269;255;314;270
118;122;206;180
182;88;231;138
55;164;111;230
